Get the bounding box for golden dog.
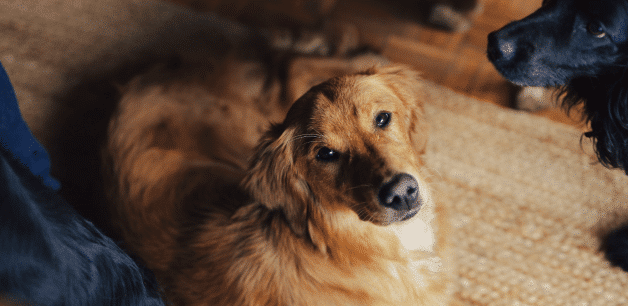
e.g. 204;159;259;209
104;64;454;305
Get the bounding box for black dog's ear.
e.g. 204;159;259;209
565;76;628;173
243;124;311;236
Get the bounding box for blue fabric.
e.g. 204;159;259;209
0;62;60;190
0;62;165;305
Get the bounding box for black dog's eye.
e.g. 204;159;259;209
587;21;607;38
316;147;339;162
375;112;392;128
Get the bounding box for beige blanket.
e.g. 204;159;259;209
3;0;628;304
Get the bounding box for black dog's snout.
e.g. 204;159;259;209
487;31;518;62
378;174;420;211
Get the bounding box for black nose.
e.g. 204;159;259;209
487;31;517;62
378;174;420;211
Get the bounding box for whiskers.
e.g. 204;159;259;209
347;183;373;192
291;134;322;141
419;165;443;181
352;205;376;223
291;133;328;150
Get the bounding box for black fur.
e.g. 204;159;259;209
603;225;628;271
487;0;628;271
563;73;628;171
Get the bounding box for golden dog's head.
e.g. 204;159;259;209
244;65;430;236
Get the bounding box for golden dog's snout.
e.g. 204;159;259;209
378;173;420;212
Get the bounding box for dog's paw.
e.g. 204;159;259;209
602;225;628;272
515;86;556;111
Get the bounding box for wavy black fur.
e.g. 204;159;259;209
561;70;628;173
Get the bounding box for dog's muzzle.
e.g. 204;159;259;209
486;29;546;86
487;31;518;63
378;173;421;218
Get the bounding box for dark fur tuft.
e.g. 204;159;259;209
560;70;628;173
601;224;628;270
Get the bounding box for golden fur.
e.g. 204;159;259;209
104;64;454;305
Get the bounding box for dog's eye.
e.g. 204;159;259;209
315;147;339;162
587;22;607;38
375;112;391;128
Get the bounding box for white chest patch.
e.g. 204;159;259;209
390;209;435;252
388;179;436;253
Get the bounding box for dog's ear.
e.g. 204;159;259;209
368;65;430;154
364;65;423;102
243;124;311;236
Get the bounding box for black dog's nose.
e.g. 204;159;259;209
487;31;517;62
378;174;419;211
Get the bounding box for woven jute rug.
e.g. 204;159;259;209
424;87;628;305
3;0;628;305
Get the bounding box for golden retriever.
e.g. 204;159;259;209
103;64;454;305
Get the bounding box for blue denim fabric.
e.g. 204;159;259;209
0;62;60;190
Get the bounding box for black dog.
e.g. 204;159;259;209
0;62;165;305
487;0;628;271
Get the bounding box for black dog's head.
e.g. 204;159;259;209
488;0;628;174
487;0;628;87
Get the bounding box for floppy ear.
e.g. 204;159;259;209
243;124;311;236
564;74;628;173
368;65;430;154
364;65;422;100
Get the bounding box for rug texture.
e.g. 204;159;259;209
3;0;628;305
